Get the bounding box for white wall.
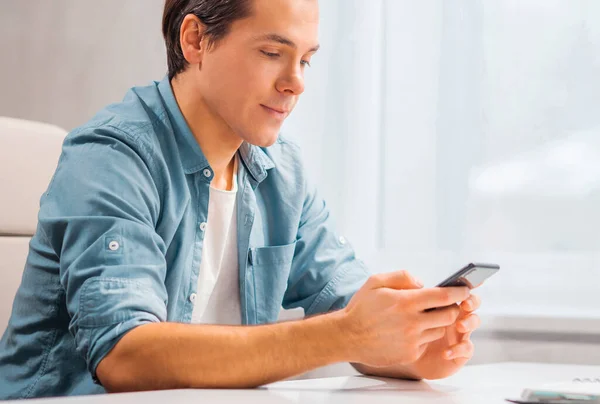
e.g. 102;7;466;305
0;0;166;131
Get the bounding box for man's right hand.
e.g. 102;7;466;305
340;271;470;368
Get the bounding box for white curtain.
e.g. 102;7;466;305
284;0;600;318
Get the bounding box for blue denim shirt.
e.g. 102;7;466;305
0;77;370;399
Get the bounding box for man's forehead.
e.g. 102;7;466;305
240;0;320;50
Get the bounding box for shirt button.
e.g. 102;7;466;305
108;241;120;251
199;222;207;231
339;236;346;245
189;293;197;303
203;168;212;178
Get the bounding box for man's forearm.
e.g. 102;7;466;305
97;311;350;392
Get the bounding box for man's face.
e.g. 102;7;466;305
196;0;319;147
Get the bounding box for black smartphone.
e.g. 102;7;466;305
436;262;500;289
424;262;499;312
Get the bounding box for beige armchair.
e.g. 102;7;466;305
0;117;66;333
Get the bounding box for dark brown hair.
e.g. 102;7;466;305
162;0;253;79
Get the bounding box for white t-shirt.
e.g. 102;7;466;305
190;156;241;325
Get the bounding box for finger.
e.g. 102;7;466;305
417;343;428;360
409;287;470;311
419;327;446;344
420;304;461;330
456;313;481;334
445;339;475;360
367;270;423;290
460;294;481;313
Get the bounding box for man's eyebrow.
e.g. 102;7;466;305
254;33;320;53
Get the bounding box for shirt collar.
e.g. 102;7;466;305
238;142;275;184
157;76;275;182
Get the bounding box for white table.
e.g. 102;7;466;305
8;362;600;403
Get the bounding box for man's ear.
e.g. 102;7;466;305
179;14;207;68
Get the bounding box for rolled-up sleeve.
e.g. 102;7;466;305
283;175;371;316
38;125;168;382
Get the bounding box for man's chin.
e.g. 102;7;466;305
242;131;280;148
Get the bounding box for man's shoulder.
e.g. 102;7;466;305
68;81;168;153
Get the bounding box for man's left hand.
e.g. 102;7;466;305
353;292;482;380
408;293;481;379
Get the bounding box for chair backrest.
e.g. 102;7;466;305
0;117;67;333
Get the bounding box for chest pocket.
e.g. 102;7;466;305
249;241;297;324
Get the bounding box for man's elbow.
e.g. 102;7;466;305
96;350;136;393
94;323;159;392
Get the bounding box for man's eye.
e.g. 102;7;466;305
301;60;311;67
261;50;280;58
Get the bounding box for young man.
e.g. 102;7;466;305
0;0;481;399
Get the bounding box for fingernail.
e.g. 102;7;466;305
414;277;424;287
445;349;454;359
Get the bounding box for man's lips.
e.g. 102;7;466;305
261;104;291;116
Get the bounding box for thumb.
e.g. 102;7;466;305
369;270;424;290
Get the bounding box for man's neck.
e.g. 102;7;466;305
170;75;242;191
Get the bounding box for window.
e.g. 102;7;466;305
284;0;600;318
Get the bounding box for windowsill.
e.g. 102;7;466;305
477;309;600;335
